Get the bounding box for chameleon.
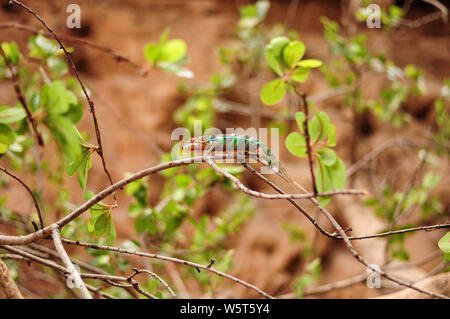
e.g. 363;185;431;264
182;134;302;191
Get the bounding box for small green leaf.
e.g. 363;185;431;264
41;81;78;115
0;107;27;124
46;56;68;75
283;40;305;69
285;132;307;157
1;42;20;65
94;213;109;236
331;158;346;189
260;78;287;105
0;123;15;154
106;215;116;244
295;112;305;133
318;148;337;166
143;43;161;65
438;232;450;262
160;39;187;63
327;124;336;146
78;149;92;190
291;67;310;82
422;173;441;189
44;115;82;175
265;37;290;76
265;49;282;76
297;59;323;68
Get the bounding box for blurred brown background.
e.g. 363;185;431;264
0;0;449;298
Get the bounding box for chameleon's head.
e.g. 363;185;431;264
182;136;210;153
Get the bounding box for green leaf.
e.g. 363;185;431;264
331;157;346;189
309;111;330;142
41;81;78;115
44;115;82;175
29;35;61;58
265;37;290;76
106;215;116;244
46;56;68;75
297;59;322;68
78;149;92;190
283;40;305;69
327;124;336;146
135;210;157;235
315;157;347;206
438;232;450;262
94;213;109;236
0;107;26;124
160;39;187;63
64;103;83;124
295;112;305;133
291;67;310;82
422;173;441;189
318;148;337;166
260;78;287;105
285;132;307;157
0;123;15;154
143;43;162;65
1;42;20;65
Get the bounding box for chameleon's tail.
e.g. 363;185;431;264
276;165;305;194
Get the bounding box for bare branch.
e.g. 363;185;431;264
60;238;275;299
0;22;141;71
51;225;92;299
0;258;23;298
130;268;177;298
0;166;44;229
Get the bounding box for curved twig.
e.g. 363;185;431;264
0;166;44;229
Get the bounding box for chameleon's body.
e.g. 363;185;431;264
183;134;301;191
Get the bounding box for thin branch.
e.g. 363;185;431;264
205;156;364;200
297;89;317;194
307;196;449;299
0;257;23;298
241;162;339;238
130;268;177;298
338;223;450;240
60;238;275;299
0;166;44;229
0;22;141;71
51;225;92;299
8;0;116;201
0;46;43;146
0;245;149;299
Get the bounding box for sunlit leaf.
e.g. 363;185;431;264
260;78;286;105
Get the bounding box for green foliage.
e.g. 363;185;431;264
438;232;450;262
260;37;322;105
85;190;116;244
433;78;450;153
364;167;444;261
143;29;193;78
174;72;236;133
286;107;345;206
321;13;426;127
293;258;321;298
